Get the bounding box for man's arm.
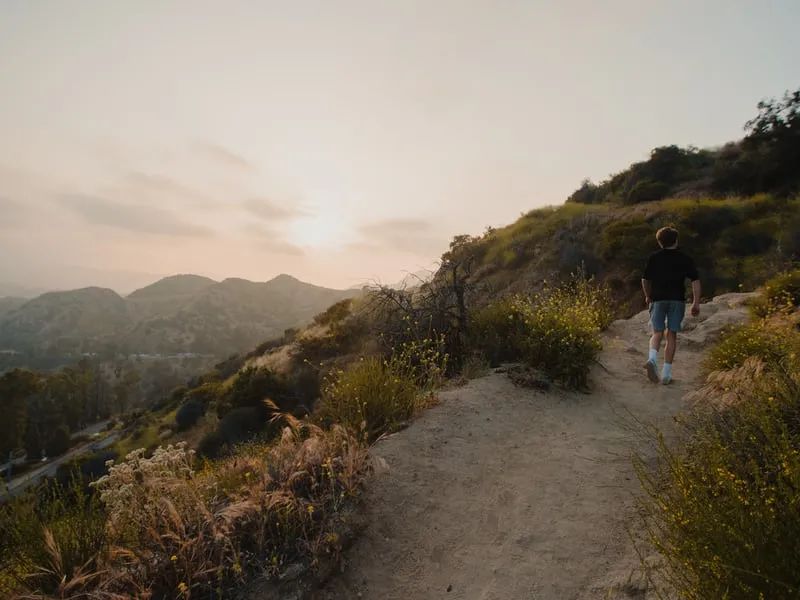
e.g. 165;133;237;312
690;279;701;316
642;255;654;305
642;279;653;305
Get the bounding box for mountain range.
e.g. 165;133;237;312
0;274;357;363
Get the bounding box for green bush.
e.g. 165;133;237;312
471;277;611;388
637;363;800;598
638;284;800;599
470;296;531;366
317;339;446;442
705;319;798;372
0;476;107;597
751;269;800;317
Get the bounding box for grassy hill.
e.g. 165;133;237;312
441;194;799;316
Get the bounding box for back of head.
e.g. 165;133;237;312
656;226;679;249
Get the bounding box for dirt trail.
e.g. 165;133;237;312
321;294;753;600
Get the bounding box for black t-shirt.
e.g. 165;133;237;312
643;248;699;301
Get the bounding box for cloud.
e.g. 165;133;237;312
242;223;304;256
0;196;26;228
61;194;213;237
357;218;444;256
243;197;305;221
194;142;254;170
359;218;433;236
125;172;213;206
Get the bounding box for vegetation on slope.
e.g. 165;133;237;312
2;87;798;598
567;88;800;204
637;270;800;598
440;88;800;315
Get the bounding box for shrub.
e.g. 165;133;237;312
217;405;271;446
175;397;205;431
625;179;669;204
217;367;291;417
313;298;353;326
637;290;800;599
0;476;107;598
5;425;368;599
471;276;611;388
317;339;446;442
636;363;800;598
705;318;799;372
45;425;72;457
751;269;800;317
470;296;531;366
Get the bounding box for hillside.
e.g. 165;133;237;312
0;274;358;366
438;194;799;316
320;294;754;599
0;287;129;354
0;297;27;319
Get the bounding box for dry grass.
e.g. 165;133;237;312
4;419;369;600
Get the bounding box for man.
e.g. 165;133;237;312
641;226;701;385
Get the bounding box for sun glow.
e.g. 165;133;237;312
287;213;352;249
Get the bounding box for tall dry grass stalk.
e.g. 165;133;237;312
6;422;368;600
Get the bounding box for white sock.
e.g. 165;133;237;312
648;348;658;363
662;362;673;379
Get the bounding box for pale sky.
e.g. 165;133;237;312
1;0;797;293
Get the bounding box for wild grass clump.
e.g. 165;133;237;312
637;302;800;598
704;317;799;372
471;276;611;388
750;269;800;317
316;338;447;442
0;477;107;597
2;424;368;599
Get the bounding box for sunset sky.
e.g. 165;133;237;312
1;0;797;293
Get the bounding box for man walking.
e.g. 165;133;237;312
641;226;701;385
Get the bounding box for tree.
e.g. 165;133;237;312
0;369;39;455
45;425;72;457
742;88;800;193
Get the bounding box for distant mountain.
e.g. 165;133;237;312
0;274;358;362
123;274;358;354
128;274;218;300
0;297;27;319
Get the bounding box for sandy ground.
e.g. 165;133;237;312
318;294;754;600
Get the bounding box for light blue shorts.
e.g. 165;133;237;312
650;300;685;333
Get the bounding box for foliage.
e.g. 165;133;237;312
568;88;800;204
0;369;39;454
175;397;206;431
312;298;353;327
471;276;611;387
4;425;368;599
317;338;447;442
294;312;367;364
705;318;799;373
216;367;290;417
751;269;800;317
0;476;108;597
637;287;800;598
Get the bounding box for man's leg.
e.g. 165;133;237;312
664;330;677;363
650;330;663;354
661;300;684;384
645;303;665;382
661;330;677;384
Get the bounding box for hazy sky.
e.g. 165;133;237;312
1;0;797;293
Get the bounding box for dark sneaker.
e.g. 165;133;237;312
644;360;659;383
